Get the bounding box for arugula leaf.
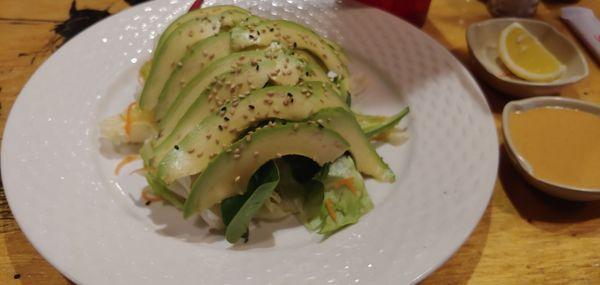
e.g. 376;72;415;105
221;161;280;243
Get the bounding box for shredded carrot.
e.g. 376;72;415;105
325;198;337;222
334;177;357;194
128;167;147;176
124;102;136;140
142;189;162;202
114;154;140;175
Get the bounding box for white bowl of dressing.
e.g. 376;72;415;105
502;96;600;201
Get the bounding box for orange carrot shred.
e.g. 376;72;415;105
142;189;162;202
128;167;147;176
325;199;337;222
124;102;136;139
114;154;140;175
334;177;357;194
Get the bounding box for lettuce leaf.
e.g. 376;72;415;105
300;156;373;234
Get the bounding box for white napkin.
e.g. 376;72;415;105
561;7;600;63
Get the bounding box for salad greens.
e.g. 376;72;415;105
102;5;409;244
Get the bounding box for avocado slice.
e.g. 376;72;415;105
154;5;249;52
156;81;347;183
159;48;302;141
158;49;281;130
183;122;350;217
139;9;250;111
292;50;347;102
311;108;395;182
154;32;232;119
150;57;303;166
230;19;350;95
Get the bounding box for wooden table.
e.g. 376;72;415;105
0;0;598;284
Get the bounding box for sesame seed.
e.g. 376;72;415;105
276;153;282;158
218;125;223;131
187;148;195;154
246;135;252;142
196;152;204;158
293;123;299;130
177;61;183;67
174;145;180;150
234;154;241;159
215;139;220;145
209;153;217;159
188;30;194;37
234;176;241;182
267;92;274;97
248;105;255;110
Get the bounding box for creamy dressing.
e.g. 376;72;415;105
509;107;600;189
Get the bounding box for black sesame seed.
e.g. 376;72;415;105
290;98;294;103
221;106;227;112
305;71;310;76
269;28;274;32
257;30;261;35
256;65;260;71
287;92;293;97
249;34;255;39
14;274;20;279
249;105;255;110
174;145;180;150
145;201;151;206
218;125;224;131
293;42;297;48
224;117;230;121
318;124;324;129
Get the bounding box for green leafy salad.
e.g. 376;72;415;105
101;5;409;243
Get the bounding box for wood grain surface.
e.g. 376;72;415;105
0;0;598;284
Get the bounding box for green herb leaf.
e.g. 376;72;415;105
221;161;280;243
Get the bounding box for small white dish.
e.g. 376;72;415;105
502;96;600;201
467;18;589;97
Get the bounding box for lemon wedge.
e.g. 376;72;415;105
498;23;565;82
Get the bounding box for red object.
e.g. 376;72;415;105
188;0;431;27
189;0;203;11
356;0;432;27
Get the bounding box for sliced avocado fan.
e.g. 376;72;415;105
157;81;347;184
139;8;250;111
183;122;350;217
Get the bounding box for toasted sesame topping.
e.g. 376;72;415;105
293;123;299;130
276;153;282;158
253;151;259;157
234;176;241;182
196;152;204;158
234;154;241;159
187;148;195;154
248;105;255;110
174;145;180;150
218;125;223;131
177;61;183;67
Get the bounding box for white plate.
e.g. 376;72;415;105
1;0;498;284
